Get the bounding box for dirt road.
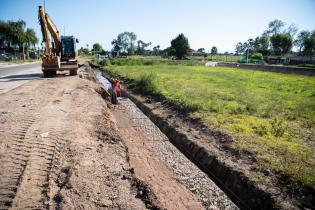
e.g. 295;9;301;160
0;65;236;210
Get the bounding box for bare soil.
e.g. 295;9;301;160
0;65;216;210
0;67;148;209
111;104;204;210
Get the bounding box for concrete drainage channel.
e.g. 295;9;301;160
95;71;274;210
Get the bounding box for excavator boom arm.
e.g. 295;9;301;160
45;13;61;54
38;6;51;55
38;6;61;55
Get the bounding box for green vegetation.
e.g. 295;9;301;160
111;32;137;55
104;59;315;188
107;56;202;66
169;33;191;59
234;19;314;65
0;19;39;59
211;46;218;55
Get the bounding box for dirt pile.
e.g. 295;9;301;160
0;67;155;209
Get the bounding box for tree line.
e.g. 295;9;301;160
79;32;161;57
0;19;39;58
80;32;193;60
234;19;315;58
80;19;314;61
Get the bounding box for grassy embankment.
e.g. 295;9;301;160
103;57;315;189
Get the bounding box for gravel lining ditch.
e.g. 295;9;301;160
118;98;238;210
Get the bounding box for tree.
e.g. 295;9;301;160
295;30;311;54
210;46;218;55
0;19;27;58
197;48;205;54
253;35;270;55
265;19;285;35
162;46;175;58
25;28;38;50
111;39;122;55
303;31;315;58
24;28;38;58
136;40;151;55
0;19;39;59
235;42;244;55
285;24;298;37
240;39;255;58
0;20;10;48
78;47;90;55
9;19;26;51
270;33;293;55
111;32;137;55
170;33;191;59
246;38;255;53
153;45;160;56
92;43;102;53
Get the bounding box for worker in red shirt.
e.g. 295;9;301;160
115;79;121;97
110;78;121;104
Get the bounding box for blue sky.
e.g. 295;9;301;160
1;0;315;52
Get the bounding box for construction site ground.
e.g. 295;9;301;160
0;64;237;209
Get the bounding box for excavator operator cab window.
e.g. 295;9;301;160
61;36;76;58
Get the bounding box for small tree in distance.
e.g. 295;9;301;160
92;43;102;53
170;33;191;59
211;46;218;55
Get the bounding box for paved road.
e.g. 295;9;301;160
0;62;42;94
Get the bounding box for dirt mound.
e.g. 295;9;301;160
0;67;150;209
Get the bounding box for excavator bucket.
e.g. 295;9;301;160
42;56;61;70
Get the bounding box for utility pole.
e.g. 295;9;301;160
44;0;45;10
64;25;65;36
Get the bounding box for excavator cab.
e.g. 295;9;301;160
61;36;77;60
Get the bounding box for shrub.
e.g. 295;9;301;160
135;72;158;94
253;124;268;136
271;118;287;137
250;52;263;60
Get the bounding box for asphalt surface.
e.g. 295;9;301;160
0;62;42;94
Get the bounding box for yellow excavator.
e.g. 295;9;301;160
38;6;78;77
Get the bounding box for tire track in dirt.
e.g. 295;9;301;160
0;114;37;209
0;111;70;209
10;129;68;209
0;80;70;209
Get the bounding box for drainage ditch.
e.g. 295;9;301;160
95;69;294;210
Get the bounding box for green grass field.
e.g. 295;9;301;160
105;61;315;188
